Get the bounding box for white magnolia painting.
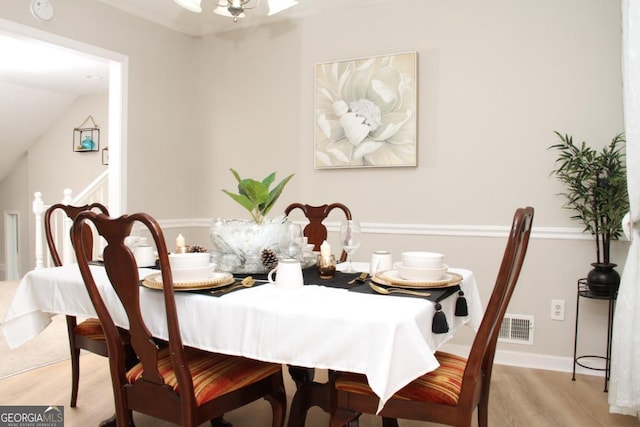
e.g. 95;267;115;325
315;52;417;169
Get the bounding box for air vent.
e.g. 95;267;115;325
498;314;534;345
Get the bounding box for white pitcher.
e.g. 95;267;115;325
268;258;303;289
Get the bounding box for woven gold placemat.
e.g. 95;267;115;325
142;272;234;291
373;271;463;289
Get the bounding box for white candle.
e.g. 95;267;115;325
176;234;186;248
320;240;331;257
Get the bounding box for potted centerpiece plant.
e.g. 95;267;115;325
209;169;294;273
549;131;629;295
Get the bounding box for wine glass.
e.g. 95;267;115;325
339;219;362;273
279;223;303;260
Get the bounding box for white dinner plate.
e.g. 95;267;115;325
142;271;234;291
372;270;462;289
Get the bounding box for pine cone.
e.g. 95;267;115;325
261;248;279;271
189;245;208;253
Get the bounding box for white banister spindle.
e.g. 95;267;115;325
34;173;108;269
62;188;73;204
33;192;45;269
62;189;74;265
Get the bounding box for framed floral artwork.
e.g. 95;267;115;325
314;51;417;169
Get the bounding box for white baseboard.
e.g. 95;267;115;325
440;343;606;377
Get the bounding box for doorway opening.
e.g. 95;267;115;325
0;18;128;271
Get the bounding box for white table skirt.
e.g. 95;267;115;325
2;263;482;410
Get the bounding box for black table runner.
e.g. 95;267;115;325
141;265;468;334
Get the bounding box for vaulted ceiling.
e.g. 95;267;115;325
0;30;109;181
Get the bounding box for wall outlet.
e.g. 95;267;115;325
551;299;565;321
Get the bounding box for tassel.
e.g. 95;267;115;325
432;303;449;334
455;290;468;317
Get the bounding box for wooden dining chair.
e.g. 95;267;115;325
284;203;352;262
328;206;535;427
284;202;353;425
44;202;120;408
71;211;287;427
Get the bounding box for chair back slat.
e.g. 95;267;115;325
44;203;109;266
285;203;352;262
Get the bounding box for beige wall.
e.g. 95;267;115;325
198;0;623;225
195;0;625;364
0;0;626;368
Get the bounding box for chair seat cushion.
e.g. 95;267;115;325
335;351;466;406
74;318;106;341
126;347;281;406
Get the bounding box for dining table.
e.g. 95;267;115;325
2;260;482;425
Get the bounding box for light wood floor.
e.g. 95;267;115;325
0;353;637;427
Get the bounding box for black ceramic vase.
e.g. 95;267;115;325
587;263;620;296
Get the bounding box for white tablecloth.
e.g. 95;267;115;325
2;263;482;410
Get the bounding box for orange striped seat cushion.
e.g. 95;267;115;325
126;347;281;406
74;318;106;341
335;351;466;406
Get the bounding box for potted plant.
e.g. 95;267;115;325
210;169;294;273
222;168;294;224
549;131;629;295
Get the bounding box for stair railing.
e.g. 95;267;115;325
33;171;108;269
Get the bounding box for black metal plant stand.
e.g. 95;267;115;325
572;278;617;392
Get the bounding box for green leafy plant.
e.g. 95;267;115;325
222;168;294;224
549;131;629;264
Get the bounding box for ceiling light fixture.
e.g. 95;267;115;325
174;0;298;23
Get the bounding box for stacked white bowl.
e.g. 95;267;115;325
394;251;448;281
168;253;213;282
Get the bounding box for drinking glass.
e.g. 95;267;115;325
339;219;362;273
279;223;303;260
